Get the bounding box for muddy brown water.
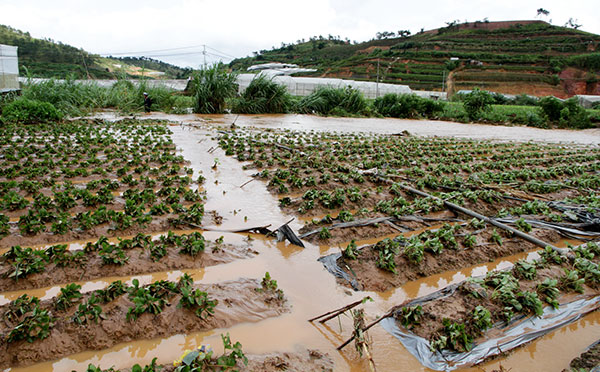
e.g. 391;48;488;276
7;117;600;371
91;111;600;145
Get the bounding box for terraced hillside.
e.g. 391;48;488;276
230;21;600;97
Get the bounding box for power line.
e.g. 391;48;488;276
99;43;206;56
205;45;236;59
99;44;237;60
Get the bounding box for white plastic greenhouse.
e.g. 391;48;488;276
237;73;413;99
0;44;19;93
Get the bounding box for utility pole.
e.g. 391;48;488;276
203;45;207;70
376;59;380;98
442;70;446;92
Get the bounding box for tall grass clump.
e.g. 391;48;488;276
188;63;238;114
105;80;176;113
232;75;291;114
22;78;108;116
373;93;445;119
20;78;178;116
295;86;367;116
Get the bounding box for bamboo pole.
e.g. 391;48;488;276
338;310;394;350
308;297;372;323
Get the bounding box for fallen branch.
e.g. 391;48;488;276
239;178;255;188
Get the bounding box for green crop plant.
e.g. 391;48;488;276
537;278;560;309
319;227;332;240
337;210;354;222
55;283;83;311
256;272;284;300
73;294;103;324
398;305;423;330
513;259;537;280
177;285;217;319
430;319;473;353
7;306;54;343
179;232;206;257
343;239;359;260
99;245;129;266
489;229;503;246
574;258;600;286
538;246;563;266
7;247;47;281
424;236;444;255
404;237;425;265
95;281;128;303
515;218;533;233
469;305;493;335
559;269;586;293
2;191;29;210
463;233;477;248
150;244;167;261
126;286;168;321
173;333;248;371
4;294;40;322
516;291;544;317
0;214;9;237
572;245;595;260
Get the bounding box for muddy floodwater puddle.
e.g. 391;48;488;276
9;117;600;372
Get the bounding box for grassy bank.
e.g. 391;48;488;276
0;75;597;130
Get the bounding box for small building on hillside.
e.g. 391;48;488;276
0;44;19;93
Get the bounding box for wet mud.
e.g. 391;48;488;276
0;278;288;368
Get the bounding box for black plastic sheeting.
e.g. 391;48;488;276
380;286;600;371
318;252;362;291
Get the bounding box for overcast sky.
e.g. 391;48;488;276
1;0;598;68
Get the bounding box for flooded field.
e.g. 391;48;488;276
2;115;600;371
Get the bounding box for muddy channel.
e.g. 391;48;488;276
7;113;600;372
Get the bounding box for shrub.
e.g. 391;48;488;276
539;97;591;129
538;96;563;122
462;88;495;120
373;93;445;119
2;98;62;123
233;74;291;113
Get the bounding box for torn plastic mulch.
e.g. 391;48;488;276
318;252;362;291
380;282;600;371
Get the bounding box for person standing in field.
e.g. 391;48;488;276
143;92;152;112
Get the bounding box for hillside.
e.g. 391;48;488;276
230;21;600;98
0;25;189;79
